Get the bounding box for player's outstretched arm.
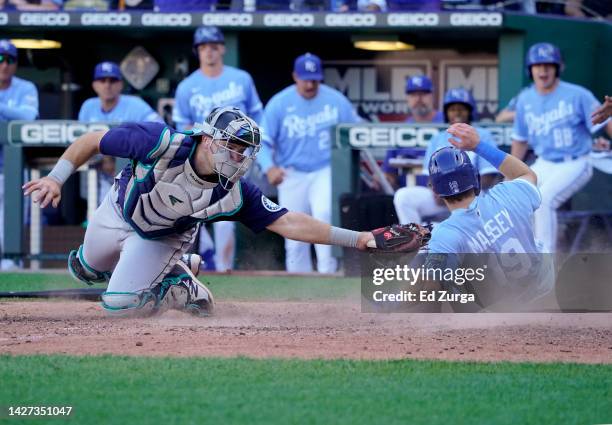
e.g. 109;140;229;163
591;95;612;125
22;130;107;208
266;211;374;250
447;123;536;185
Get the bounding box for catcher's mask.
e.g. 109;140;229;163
192;106;261;190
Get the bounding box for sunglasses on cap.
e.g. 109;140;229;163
0;54;16;65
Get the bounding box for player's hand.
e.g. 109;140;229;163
591;95;612;125
22;177;62;208
356;231;375;251
266;166;286;186
446;123;480;151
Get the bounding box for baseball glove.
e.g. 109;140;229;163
367;223;432;253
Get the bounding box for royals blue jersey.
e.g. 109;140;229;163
428;178;541;254
512;81;602;161
79;95;162;123
99;122;287;238
173;66;263;130
0;76;39;170
257;84;361;173
422;127;498;176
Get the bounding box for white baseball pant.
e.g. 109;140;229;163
197;221;235;271
393;185;447;225
277;166;336;273
81;187;196;295
531;156;593;253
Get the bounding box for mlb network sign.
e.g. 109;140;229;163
8;121;114;145
324;57;498;122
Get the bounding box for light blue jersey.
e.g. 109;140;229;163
513;81;601;161
78;95;162;123
422;127;497;176
257;84;361;173
428;178;541;254
173;66;263;130
0;76;39;170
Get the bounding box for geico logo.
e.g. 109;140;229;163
387;13;439;26
450;13;502;26
202;13;252;26
20;123;110;144
142;13;191;26
325;13;376;26
348;127;439;148
20;13;70;26
263;13;314;26
0;13;8;25
81;13;131;26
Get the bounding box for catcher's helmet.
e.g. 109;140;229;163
429;147;480;197
192;107;261;189
525;42;563;78
193;26;224;50
443;87;477;123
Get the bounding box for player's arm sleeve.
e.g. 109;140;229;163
511;98;528;142
246;75;264;124
580;89;609;134
256;104;278;173
172;84;192;130
99;122;169;164
340;95;362;123
475;129;498;175
230;179;288;233
0;83;39;120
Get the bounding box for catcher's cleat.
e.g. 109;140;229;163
180;253;202;277
162;260;215;317
68;246;110;286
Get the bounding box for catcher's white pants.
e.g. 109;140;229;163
531;156;592;253
278;166;336;273
393;186;446;225
81;187;196;294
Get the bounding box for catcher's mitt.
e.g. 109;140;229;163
366;223;432;252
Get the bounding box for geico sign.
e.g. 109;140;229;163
387;13;439;27
348;127;440;148
82;13;131;26
141;13;191;26
20;13;70;26
264;13;314;27
202;13;252;26
450;13;502;26
20;123;110;144
0;13;8;25
325;13;376;26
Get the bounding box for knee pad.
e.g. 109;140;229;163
101;291;158;317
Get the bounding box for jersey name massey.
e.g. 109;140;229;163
467;208;514;253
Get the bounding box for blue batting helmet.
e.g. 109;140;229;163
443;88;477;123
429;147;480;197
525;42;563;78
193;26;224;49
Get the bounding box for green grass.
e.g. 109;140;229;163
0;355;610;425
0;273;359;301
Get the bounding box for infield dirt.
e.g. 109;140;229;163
1;300;611;363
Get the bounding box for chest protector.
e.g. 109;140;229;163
120;129;243;239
